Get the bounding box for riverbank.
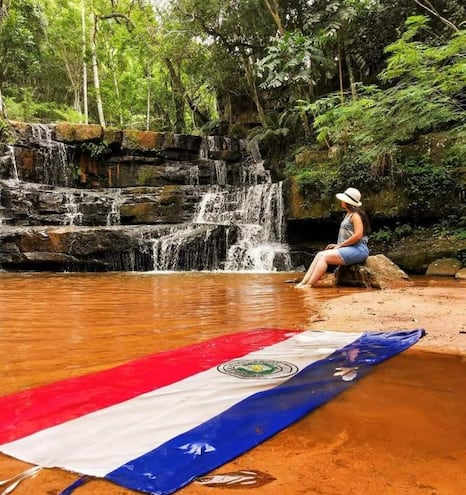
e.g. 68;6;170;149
306;281;466;355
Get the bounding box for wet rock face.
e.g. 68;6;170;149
0;224;238;272
0;122;290;272
0;181;201;227
6;122;251;189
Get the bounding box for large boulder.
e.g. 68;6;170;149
335;254;413;289
426;257;463;276
386;235;466;274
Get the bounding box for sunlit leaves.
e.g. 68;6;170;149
257;31;330;94
304;16;466;161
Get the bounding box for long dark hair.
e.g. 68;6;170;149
347;204;371;235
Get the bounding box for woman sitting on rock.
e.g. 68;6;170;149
296;187;370;288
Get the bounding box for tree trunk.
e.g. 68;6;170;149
337;38;344;104
165;58;186;134
106;41;123;126
90;12;106;128
264;0;285;35
0;88;6;118
146;76;151;130
244;57;267;127
81;0;88;123
345;53;358;100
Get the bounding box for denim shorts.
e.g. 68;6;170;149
338;241;369;265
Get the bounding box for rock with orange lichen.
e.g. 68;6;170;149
55;123;103;142
121;129;164;151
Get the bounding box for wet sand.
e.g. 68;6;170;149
308;282;466;356
0;273;464;495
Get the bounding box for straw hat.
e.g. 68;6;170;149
336;187;362;207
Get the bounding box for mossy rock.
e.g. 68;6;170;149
122;129;164;151
285;177;333;220
103;127;123;147
55;123;103;142
135;166;162;186
386;234;466;274
160;185;182;205
8;120;29;137
120;203;161;223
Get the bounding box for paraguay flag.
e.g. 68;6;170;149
0;328;424;495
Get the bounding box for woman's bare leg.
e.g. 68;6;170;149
296;249;345;288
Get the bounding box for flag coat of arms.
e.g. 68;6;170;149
0;328;424;495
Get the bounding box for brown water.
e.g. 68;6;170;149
0;272;357;394
0;272;465;495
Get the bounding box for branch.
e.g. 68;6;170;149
97;13;135;32
175;5;260;53
413;0;459;32
263;0;285;36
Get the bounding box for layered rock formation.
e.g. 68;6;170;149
0;122;289;272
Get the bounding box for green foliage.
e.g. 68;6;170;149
370;223;413;248
0;0;46;87
4;94;83;123
249;111;290;147
286;161;339;202
396;157;460;210
80;142;108;159
370;226;393;244
256;30;330;97
302;17;466;157
0;119;14;143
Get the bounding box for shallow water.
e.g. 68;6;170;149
0;272;464;495
0;271;360;394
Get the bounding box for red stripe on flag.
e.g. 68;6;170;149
0;329;294;444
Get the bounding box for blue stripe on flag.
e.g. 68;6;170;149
106;329;423;495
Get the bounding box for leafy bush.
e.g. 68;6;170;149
288;163;339;202
80;142;108;159
395;157;460;212
0;119;14;143
4;94;83;123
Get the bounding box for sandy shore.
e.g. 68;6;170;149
308;284;466;355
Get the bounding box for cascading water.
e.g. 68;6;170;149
30;124;74;186
7;145;20;185
106;189;122;226
1;125;293;273
63;192;83;226
194;182;290;271
150;138;291;272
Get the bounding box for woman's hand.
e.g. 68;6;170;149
325;243;338;250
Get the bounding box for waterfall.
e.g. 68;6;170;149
1;125;293;273
194;182;290;271
63;192;83;226
30;124;74;186
106;189;122;226
213;160;227;185
7;145;20;184
150;138;291;272
189;164;200;185
149;224;233;271
1;146;20;225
